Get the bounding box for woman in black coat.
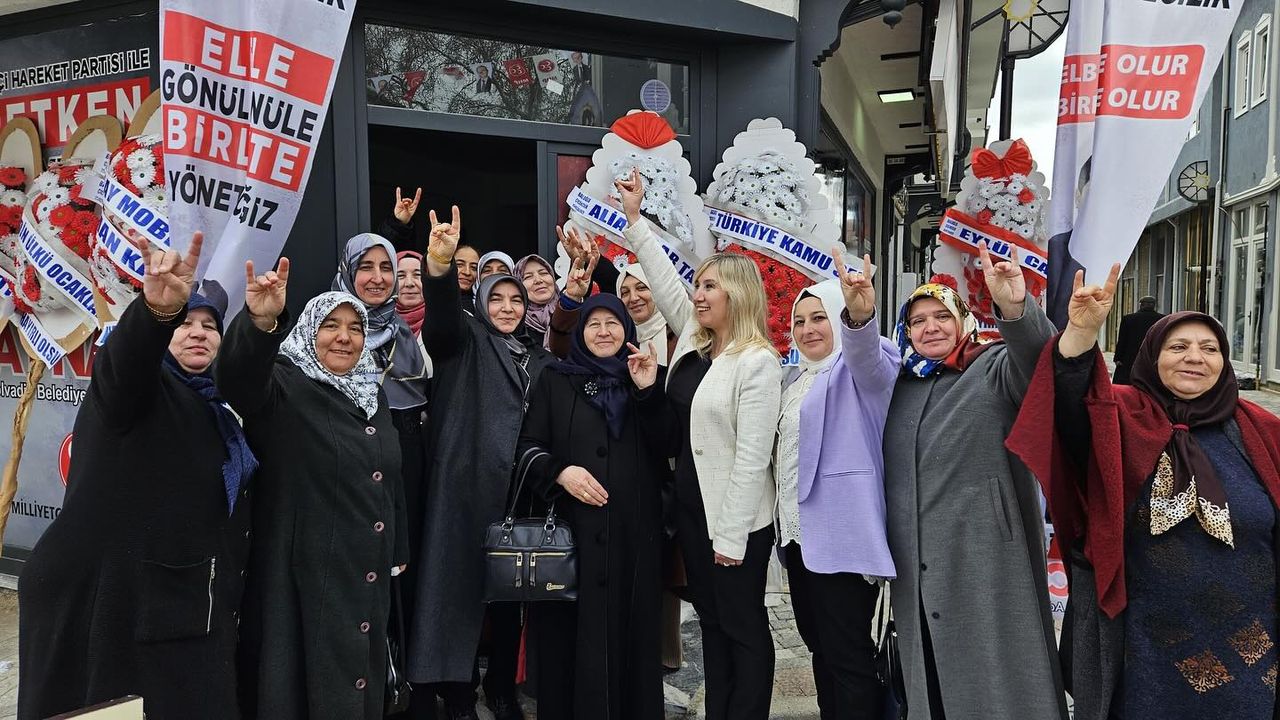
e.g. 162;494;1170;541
19;234;257;720
515;294;667;720
220;260;409;720
407;208;551;720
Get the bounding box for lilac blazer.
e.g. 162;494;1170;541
794;314;899;576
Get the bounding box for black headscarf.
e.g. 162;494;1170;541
476;273;535;390
161;292;257;515
1130;311;1239;544
552;294;637;438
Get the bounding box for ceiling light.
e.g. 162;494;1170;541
878;89;916;103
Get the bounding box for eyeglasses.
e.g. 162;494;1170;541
906;312;956;330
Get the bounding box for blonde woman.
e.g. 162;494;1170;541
617;169;782;720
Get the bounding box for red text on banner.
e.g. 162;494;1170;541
1058;44;1204;123
165;105;310;190
1;78;148;148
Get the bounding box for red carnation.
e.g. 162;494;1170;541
21;264;40;302
929;273;959;291
0;205;21;228
70;210;99;235
0;166;26;190
1018;188;1035;204
57;165;80;184
62;228;91;260
977;209;994;225
48;204;74;227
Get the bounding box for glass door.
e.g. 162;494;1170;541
1229;204;1267;373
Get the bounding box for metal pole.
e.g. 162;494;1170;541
999;39;1016;140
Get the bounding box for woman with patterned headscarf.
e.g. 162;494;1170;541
1009;265;1280;720
852;242;1067;720
219;266;408;720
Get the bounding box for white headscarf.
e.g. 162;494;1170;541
279;291;382;419
615;263;672;367
790;279;846;374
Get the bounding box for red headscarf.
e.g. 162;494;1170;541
1006;313;1280;618
395;250;425;336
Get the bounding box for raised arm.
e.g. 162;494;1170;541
615;169;694;333
1051;262;1123;462
976;241;1059;406
89;232;205;427
834;248;899;396
379;186;421;246
713;351;783;561
215;257;292;419
420;205;470;361
546;224;598;359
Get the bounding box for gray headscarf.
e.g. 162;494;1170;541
279;292;381;419
332;233;429;410
475;273;534;390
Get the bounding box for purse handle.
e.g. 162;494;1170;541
872;582;893;644
504;447;560;533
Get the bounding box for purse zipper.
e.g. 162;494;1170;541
529;552;568;587
492;551;523;587
206;556;217;633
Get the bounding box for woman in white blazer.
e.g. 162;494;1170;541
616;169;782;720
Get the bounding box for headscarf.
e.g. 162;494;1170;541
475;250;515;283
790;279;845;374
616;264;672;367
514;254;555;337
892;281;990;378
279;291;382;419
552;294;637;438
332;233;428;410
162;292;257;515
1129;311;1240;546
395;249;425;336
475;273;535;390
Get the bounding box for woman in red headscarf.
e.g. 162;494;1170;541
1008;266;1280;720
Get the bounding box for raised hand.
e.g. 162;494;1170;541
128;231;204;315
978;240;1027;318
833;247;876;324
392;186;422;224
244;256;290;331
556;465;609;507
425;205;461;277
627;341;658;389
557;224;599;301
614;167;645;226
1059;263;1122;358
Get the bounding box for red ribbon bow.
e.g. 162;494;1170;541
970;139;1034;179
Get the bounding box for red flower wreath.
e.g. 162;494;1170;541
722;243;812;356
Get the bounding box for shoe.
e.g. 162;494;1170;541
486;695;524;720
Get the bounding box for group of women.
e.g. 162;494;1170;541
16;170;1280;720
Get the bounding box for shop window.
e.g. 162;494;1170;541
364;24;692;134
1236;32;1252;117
1255;17;1272;107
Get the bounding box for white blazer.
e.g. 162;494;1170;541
625;222;781;560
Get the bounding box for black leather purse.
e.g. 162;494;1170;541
482;471;577;602
384;577;412;715
873;584;907;719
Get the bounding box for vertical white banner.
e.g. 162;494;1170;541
160;0;356;314
1046;0;1239;325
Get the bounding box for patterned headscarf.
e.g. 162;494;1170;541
332;233;428;410
279;291;382;419
892;281;982;378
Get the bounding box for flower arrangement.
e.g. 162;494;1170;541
0;166;29;287
90;134;166;305
723;243;811;353
711;150;812;230
606;152;694;246
12;158;101;315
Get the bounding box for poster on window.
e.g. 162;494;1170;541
160;0;355;316
1045;0;1240;325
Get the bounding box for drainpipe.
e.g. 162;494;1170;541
951;0;974;190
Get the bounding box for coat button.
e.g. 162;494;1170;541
596;446;607;458
694;448;703;456
365;426;377;435
372;471;383;482
374;521;385;533
355;678;367;690
360;621;371;633
244;529;251;539
920;563;927;571
931;611;940;620
366;571;378;583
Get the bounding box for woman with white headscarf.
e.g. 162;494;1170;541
220;260;408;719
774;260;899;719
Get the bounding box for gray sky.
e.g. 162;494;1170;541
986;34;1067;182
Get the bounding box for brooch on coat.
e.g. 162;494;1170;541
583;380;600;397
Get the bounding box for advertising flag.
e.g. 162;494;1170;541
504;57;533;88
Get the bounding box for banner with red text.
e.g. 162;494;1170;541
160;0;355;315
1045;0;1238;326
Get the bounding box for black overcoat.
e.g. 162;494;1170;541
407;266;551;684
217;311;409;720
18;300;252;720
514;369;667;719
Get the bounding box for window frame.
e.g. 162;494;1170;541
1237;31;1253;117
1254;15;1271;107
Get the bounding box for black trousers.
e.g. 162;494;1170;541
436;601;522;711
677;501;775;720
784;543;885;720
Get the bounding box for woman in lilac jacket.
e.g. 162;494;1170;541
774;255;897;720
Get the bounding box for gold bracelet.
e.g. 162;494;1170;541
427;249;453;266
144;300;183;322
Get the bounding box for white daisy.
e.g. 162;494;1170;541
32;172;59;193
0;189;26;207
132;166;156;188
126;149;154;170
45;187;69;205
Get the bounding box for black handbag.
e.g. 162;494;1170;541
384;576;412;715
873;584;907;719
482;469;577;603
